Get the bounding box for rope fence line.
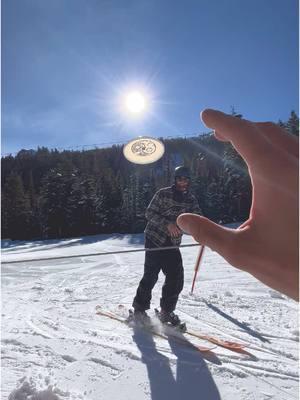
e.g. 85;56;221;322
1;243;201;265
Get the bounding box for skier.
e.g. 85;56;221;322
132;166;202;326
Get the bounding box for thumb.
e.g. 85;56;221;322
177;213;237;259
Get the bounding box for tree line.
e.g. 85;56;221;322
1;111;298;241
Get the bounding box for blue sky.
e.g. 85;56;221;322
2;0;299;155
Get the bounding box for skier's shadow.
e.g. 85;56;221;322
132;326;221;400
203;300;271;343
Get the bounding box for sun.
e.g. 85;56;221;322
124;91;146;114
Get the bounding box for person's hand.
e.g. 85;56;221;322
177;109;299;300
167;223;182;238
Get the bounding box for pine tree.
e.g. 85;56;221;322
278;119;287;130
27;170;42;238
1;174;32;239
205;177;225;222
94;171;123;233
70;174;108;236
286;111;299;137
40;169;76;238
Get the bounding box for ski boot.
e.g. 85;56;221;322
127;309;152;327
155;309;186;332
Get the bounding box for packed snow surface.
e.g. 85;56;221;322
2;233;298;399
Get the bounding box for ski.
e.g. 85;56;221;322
152;307;247;350
186;330;247;350
95;306;215;353
96;305;247;351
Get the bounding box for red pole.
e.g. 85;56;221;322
190;245;205;294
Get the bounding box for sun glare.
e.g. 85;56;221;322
125;91;146;114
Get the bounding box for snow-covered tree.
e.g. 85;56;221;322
286;110;299;137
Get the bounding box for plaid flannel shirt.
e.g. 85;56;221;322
144;185;202;248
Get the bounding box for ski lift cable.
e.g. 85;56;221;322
1;131;210;158
2;243;201;264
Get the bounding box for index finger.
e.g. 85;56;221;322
201;109;270;165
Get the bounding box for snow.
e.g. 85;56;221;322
2;233;299;399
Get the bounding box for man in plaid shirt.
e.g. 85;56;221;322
132;166;202;325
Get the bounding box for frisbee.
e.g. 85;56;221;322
123;136;165;164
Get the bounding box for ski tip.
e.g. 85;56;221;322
197;345;217;352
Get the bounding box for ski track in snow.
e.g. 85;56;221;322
2;234;299;399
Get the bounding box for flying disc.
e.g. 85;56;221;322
123;137;165;164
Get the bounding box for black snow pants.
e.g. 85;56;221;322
132;238;184;313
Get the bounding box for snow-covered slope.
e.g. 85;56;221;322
2;234;298;399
